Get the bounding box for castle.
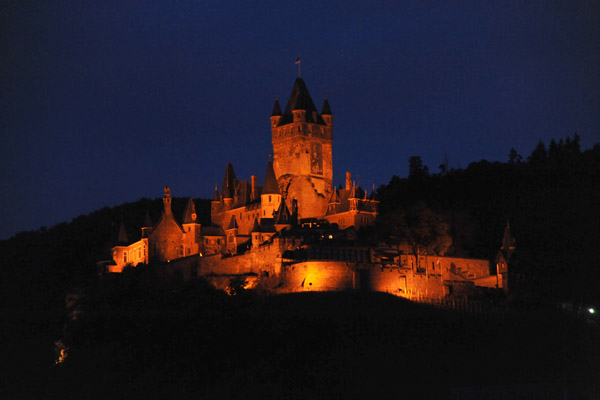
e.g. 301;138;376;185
103;76;512;300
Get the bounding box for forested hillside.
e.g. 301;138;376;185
375;135;600;302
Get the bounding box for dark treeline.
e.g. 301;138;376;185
0;197;211;313
375;134;600;303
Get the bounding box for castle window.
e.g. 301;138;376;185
298;126;301;132
269;195;272;202
123;252;128;263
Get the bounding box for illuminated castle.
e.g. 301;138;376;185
105;76;512;300
108;77;378;269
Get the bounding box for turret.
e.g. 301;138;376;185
321;97;333;127
270;98;282;128
221;163;236;210
251;218;261;248
225;215;239;254
261;161;281;220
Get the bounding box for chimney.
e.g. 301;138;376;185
345;172;352;191
251;175;257;201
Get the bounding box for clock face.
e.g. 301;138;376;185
310;142;323;175
191;213;197;220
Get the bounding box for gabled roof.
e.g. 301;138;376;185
279;78;326;125
271;99;282;116
182;198;197;224
321;97;332;115
201;226;225;236
262;161;280;195
226;215;238;230
274;200;292;225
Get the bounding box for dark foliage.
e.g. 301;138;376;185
376;134;600;303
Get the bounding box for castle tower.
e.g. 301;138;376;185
270;78;333;220
221;163;236;210
163;186;172;215
261;161;282;220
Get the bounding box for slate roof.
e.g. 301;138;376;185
221;162;236;199
262;161;280;195
182;198;198;224
226;215;239;230
274;200;292;225
271;99;282;116
279;78;326;125
321;97;332;115
201;226;225;236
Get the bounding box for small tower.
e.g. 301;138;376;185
321;97;333;127
211;185;221;215
251;218;261;249
141;211;153;238
221;163;236;210
261;161;282;220
496;221;516;292
226;215;239;254
270;98;283;128
163;186;172;215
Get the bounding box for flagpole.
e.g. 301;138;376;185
296;56;301;77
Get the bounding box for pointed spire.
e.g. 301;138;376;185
328;188;340;204
226;215;239;230
501;221;516;256
321;97;332;115
144;211;152;228
221;163;236;199
117;220;128;244
271;98;282;116
284;78;319;114
183;198;197;224
213;185;220;201
262;161;280;195
251;218;261;233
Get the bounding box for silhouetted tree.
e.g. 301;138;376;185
528;140;547;164
508;148;522;164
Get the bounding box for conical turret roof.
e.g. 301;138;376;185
262;161;280;195
271;99;282;116
321;97;332;115
221;163;236;199
251;218;261;233
279;78;325;125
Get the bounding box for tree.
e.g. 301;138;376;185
528;140;547;164
408;156;429;180
379;203;452;272
508;148;522;164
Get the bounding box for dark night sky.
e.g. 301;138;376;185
1;1;599;240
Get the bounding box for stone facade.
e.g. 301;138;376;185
104;75;514;300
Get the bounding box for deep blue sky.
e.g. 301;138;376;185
1;1;599;240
